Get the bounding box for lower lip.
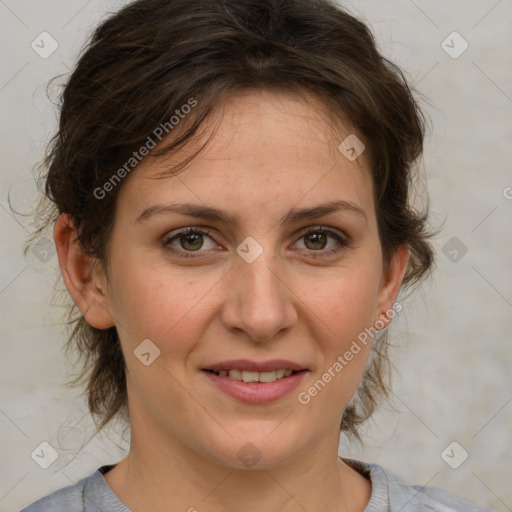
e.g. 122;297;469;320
201;370;308;404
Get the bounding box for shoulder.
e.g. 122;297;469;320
19;479;87;512
343;458;493;512
383;467;493;512
18;466;114;512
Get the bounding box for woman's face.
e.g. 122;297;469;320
93;90;407;468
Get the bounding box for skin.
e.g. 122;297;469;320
54;90;409;512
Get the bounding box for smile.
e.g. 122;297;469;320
203;368;297;383
201;368;308;404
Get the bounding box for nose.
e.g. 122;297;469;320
220;246;298;343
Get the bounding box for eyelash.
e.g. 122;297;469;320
162;226;349;259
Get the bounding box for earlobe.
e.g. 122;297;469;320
375;244;409;328
53;213;115;330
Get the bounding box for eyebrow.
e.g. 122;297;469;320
135;199;367;226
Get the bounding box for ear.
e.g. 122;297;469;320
53;213;115;329
374;244;409;328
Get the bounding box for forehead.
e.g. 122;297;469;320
116;90;375;223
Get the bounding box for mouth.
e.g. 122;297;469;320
202;368;304;383
201;362;309;405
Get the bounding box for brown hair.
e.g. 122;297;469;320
31;0;435;443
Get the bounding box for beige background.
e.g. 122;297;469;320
0;1;511;511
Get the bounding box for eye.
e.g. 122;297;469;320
294;226;349;257
162;225;349;259
163;227;218;257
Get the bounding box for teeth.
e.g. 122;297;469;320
213;369;297;382
242;371;260;383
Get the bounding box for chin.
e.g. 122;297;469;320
200;424;307;470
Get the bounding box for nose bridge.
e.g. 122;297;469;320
221;236;296;342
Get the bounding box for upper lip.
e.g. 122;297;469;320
203;359;308;372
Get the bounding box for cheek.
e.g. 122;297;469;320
297;278;377;417
299;264;380;396
308;265;381;342
107;250;218;349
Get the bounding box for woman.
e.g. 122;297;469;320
21;0;492;510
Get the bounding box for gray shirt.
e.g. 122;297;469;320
19;458;493;511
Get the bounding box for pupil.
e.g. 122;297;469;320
182;233;202;251
307;232;326;250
